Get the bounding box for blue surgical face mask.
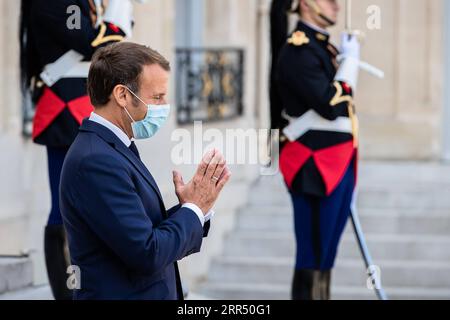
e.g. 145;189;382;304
122;86;170;140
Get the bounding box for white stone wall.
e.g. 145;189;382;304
329;0;444;160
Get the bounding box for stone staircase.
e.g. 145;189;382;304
0;257;33;296
198;162;450;300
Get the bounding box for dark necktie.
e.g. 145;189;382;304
129;141;141;160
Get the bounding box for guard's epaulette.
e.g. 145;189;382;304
287;31;310;47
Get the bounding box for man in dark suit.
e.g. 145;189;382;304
20;0;134;300
59;42;231;300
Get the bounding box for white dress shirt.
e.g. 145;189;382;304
88;112;214;226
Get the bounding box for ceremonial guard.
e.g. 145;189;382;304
19;0;138;299
270;0;362;300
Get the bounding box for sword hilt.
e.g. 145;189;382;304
345;29;366;43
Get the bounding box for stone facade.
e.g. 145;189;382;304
331;0;444;160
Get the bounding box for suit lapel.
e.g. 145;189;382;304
114;142;165;206
79;120;166;211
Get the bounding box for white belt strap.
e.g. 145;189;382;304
40;50;91;87
282;109;353;142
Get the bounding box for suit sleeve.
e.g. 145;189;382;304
33;0;125;58
167;204;211;238
167;204;182;217
74;155;204;276
278;46;353;120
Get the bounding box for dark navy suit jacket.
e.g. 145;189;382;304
60;119;209;300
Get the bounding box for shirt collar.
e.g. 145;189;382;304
300;20;330;36
88;112;132;147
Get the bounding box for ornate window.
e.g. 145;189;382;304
175;48;244;124
175;0;244;124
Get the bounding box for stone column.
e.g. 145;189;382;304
442;0;450;161
1;0;22;134
329;0;444;160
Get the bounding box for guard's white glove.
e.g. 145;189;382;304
335;32;361;90
340;32;360;60
103;0;134;38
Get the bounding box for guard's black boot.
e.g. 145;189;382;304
292;269;331;300
44;225;72;300
292;269;310;300
319;270;331;300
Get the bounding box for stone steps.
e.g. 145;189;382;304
197;162;450;300
222;231;450;262
236;208;450;234
0;258;33;295
206;256;450;288
0;285;52;300
200;282;450;300
247;188;450;209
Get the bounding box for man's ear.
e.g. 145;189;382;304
299;0;307;11
301;0;314;14
112;85;128;108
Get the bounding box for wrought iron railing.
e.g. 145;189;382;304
175;48;244;124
